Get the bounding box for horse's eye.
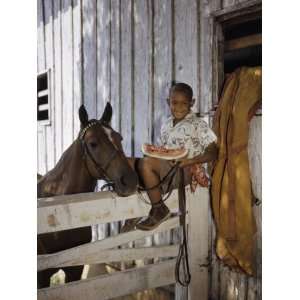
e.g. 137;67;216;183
113;132;123;141
89;142;97;148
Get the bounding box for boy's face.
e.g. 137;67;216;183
168;91;194;121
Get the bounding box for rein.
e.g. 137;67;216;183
136;160;180;203
135;159;191;287
175;168;191;286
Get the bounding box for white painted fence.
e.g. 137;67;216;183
37;187;210;300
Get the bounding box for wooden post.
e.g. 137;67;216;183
188;187;209;300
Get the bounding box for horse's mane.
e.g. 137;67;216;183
46;140;79;182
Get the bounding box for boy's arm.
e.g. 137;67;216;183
178;142;218;168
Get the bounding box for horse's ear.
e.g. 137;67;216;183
100;102;112;124
79;105;89;127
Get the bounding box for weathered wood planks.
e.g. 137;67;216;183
72;0;83;137
120;0;133;156
174;0;198;111
96;0;111;119
38;243;178;271
53;0;63;162
188;187;210;300
153;0;172;143
38;259;177;300
133;0;153;156
82;0;97;118
37;189;191;234
61;0;74;149
37;1;262;299
44;0;55;171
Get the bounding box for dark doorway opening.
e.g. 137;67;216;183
222;14;262;74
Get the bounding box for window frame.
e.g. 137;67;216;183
37;68;51;127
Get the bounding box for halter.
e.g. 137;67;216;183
79;121;119;181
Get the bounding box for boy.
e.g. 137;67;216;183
127;82;218;231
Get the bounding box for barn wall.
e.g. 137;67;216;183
37;0;261;299
37;0;257;173
37;0;217;173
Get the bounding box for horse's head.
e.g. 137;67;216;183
78;103;138;196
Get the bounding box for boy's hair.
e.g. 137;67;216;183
169;81;193;100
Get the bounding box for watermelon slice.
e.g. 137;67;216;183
141;143;188;160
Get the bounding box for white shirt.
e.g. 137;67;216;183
160;112;217;159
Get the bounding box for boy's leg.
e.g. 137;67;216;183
135;157;171;230
121;157;172;232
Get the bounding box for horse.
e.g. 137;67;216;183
37;103;138;288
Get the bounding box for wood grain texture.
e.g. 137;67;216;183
222;0;236;8
37;189;189;234
37;0;47;174
44;0;55;171
153;0;172;143
188;187;210;300
53;0;63;162
72;0;83;137
38;215;182;273
133;0;152;156
37;0;46;73
120;0;134;156
237;273;247;300
120;0;133;156
224;33;261;52
109;0;122;238
248;116;262;201
199;0;214;114
110;0;121;130
97;0;111;117
82;0;97;118
37;130;46;175
61;0;74;150
174;0;198;111
38;245;178;271
38;259;177;300
132;0;154;258
212;0;261;21
210;215;220;299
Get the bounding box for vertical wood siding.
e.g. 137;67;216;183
37;0;261;298
97;0;111;122
37;0;218;170
72;0;83;137
62;0;74;148
37;0;47;175
120;0;133;156
53;0;63;162
222;0;251;9
82;0;97;119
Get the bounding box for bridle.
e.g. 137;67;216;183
79;121;120;182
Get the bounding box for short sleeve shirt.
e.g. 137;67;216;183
160;112;217;159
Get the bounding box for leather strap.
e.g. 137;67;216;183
175;168;191;286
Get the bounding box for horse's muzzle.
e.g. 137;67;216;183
115;171;138;196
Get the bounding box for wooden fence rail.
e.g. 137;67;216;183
37;187;210;300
